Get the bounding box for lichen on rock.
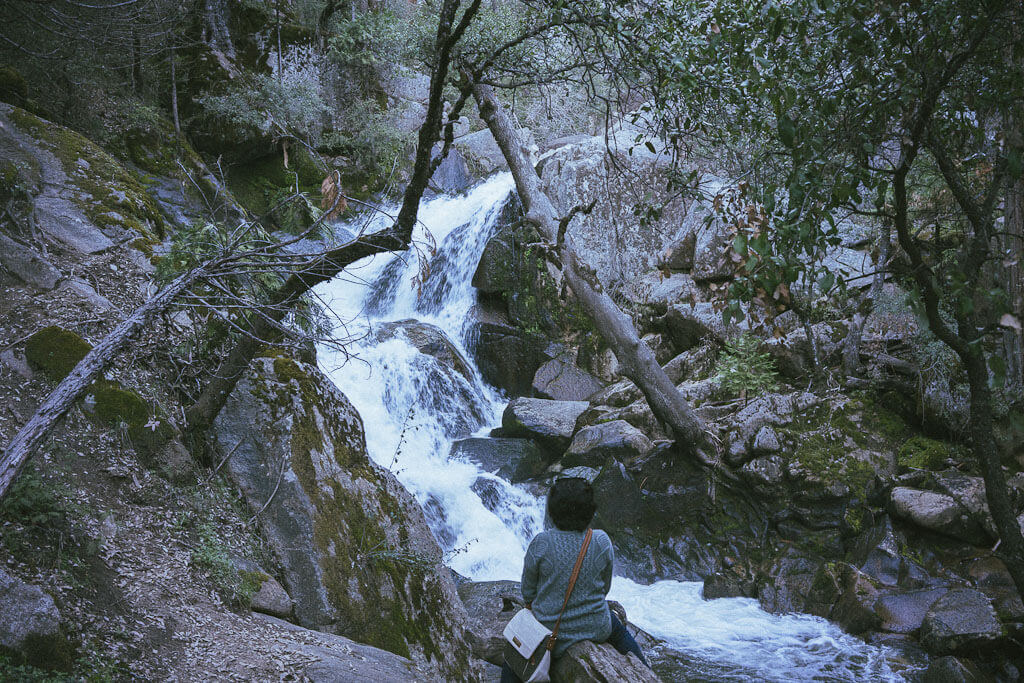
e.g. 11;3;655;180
213;355;472;680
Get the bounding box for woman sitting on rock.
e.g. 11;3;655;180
500;477;648;682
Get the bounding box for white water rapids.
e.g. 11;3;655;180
315;174;918;681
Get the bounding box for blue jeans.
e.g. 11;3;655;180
500;611;648;682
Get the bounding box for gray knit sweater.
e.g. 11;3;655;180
521;528;613;658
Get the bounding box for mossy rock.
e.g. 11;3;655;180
88;380;178;463
0;66;27;108
6;107;166;239
24;327;92;381
897;436;950;471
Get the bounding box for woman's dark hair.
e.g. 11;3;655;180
547;477;596;532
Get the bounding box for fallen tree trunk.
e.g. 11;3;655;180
0;266;207;499
471;79;720;467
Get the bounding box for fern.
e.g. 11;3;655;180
716;334;779;400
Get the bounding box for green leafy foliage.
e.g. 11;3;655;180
716;334;779;400
0;467;63;527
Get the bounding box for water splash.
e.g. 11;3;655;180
316;175;918;681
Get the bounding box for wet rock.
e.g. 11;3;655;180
703;572;753;600
889;487;987;544
456;580;522;666
592;461;643;532
657;233;696;271
552;640;659;682
850;517;902;586
472;228;516;294
563;420;653;468
250;575;293;620
830;564;880;634
375;319;474;382
532;355;604;402
213;357;471;677
0;568;69;669
0;233;61;289
502;397;589;453
874;588;949;634
469;321;550;397
918;588;1002;655
921;655;988;683
758;549;839;616
450;437;550;482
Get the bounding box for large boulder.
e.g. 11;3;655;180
562;420;653;469
375;319;474;382
0;568;70;669
468;322;551;398
552;640;661;682
456;580;522;665
213;355;473;678
0;233;61;289
874;588;948;635
690;222;736;282
532;355;604;402
501;398;589;453
1;104;165;253
660;302;746;352
450;437;550;483
918;588;1003;655
457;579;660;681
256;614;421;681
539;133;710;288
889;487;988;544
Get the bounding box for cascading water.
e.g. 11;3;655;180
316;175;920;681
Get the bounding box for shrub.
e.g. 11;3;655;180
716;334;779;400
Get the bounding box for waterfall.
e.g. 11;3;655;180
315;175;920;681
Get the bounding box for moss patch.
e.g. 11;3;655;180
24;327;92;381
897;436;950;471
251;357;465;673
7;106;166;239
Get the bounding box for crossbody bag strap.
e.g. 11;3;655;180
547;527;593;651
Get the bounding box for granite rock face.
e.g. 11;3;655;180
0;568;69;669
213;356;472;678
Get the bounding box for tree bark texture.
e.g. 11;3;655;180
470;79;717;464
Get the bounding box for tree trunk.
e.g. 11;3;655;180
471;79;718;465
964;352;1024;595
1;266;207;500
170;47;181;136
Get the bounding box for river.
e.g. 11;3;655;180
315;174;920;681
